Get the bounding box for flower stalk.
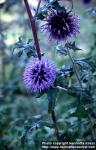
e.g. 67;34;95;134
23;0;41;59
51;110;60;141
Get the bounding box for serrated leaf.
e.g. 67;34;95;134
86;7;96;17
61;66;74;77
74;60;91;69
37;5;48;20
56;44;67;55
12;38;36;58
65;42;82;51
50;0;66;11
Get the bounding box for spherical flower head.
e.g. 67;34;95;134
23;57;56;92
42;9;80;41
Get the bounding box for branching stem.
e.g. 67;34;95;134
67;49;83;90
35;0;42;17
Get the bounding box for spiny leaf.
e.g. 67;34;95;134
86;7;96;17
50;0;66;11
12;38;36;57
74;60;91;69
37;6;48;20
56;44;67;55
65;42;82;51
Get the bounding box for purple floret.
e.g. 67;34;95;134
23;57;56;92
42;10;80;41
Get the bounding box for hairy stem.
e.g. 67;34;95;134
51;110;60;141
23;0;41;59
67;49;83;90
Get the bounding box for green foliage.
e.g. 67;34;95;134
47;88;58;113
12;38;36;58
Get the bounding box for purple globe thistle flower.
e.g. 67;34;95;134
42;9;80;41
23;57;56;92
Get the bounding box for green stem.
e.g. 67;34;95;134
67;49;83;90
0;34;6;96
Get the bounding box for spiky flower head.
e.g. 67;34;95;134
42;9;80;41
23;57;56;92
